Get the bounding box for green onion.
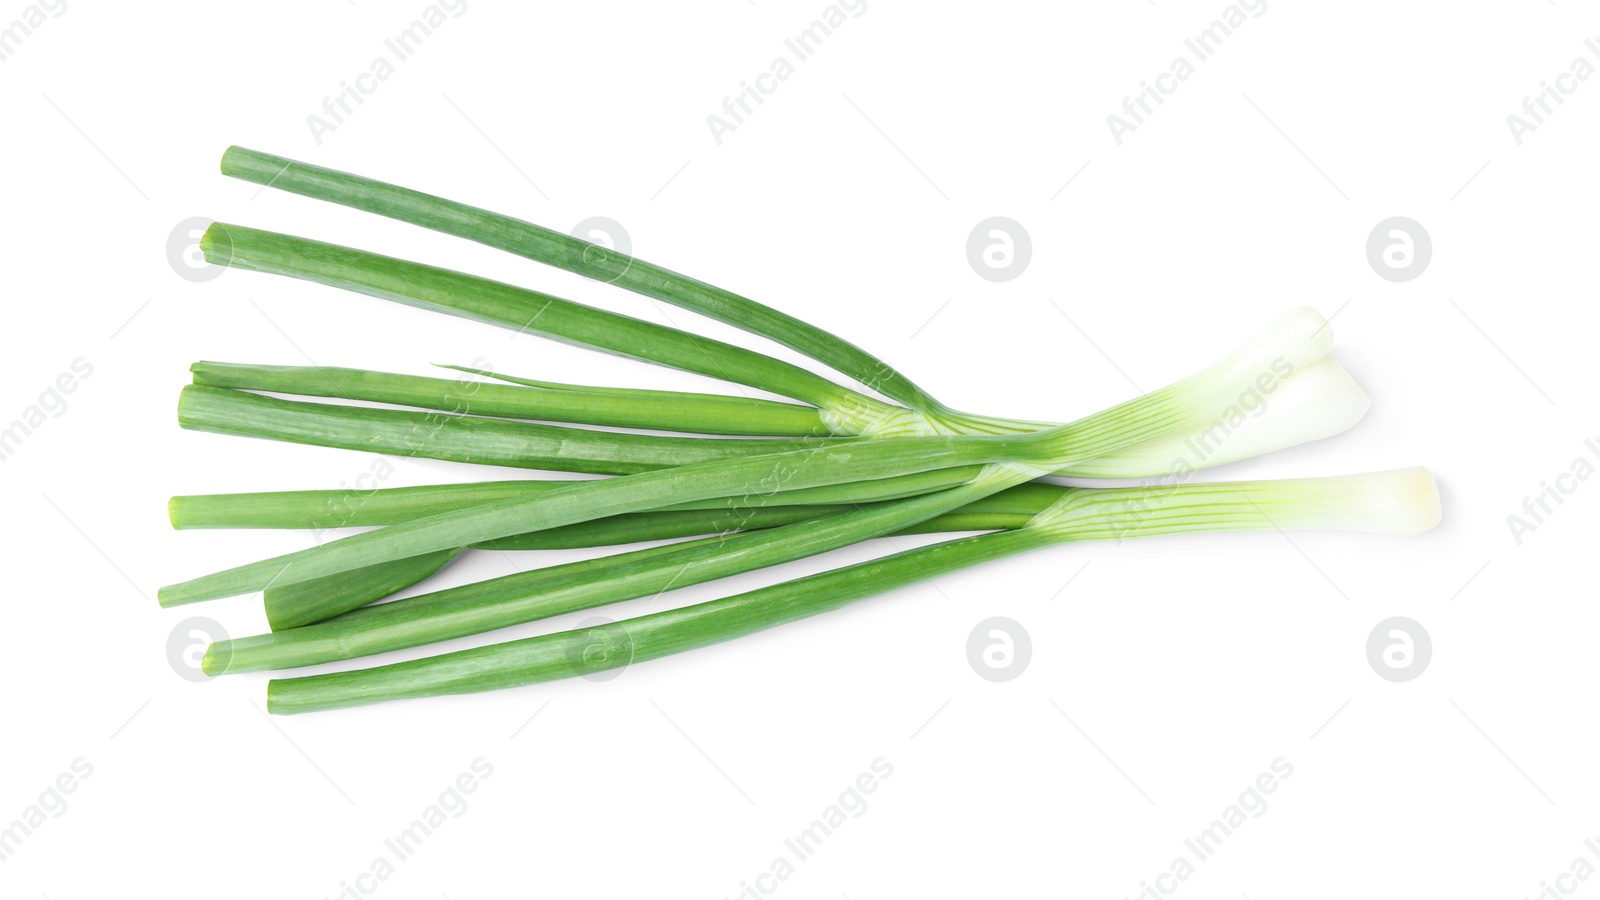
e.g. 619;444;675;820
264;549;461;631
168;468;989;530
178;383;840;476
191;361;826;437
263;469;1442;713
165;147;1442;719
480;482;1068;549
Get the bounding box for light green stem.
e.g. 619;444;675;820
178;383;839;476
192;361;826;437
168;468;991;530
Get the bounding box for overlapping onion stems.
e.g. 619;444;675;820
158;146;1438;715
264;469;1441;714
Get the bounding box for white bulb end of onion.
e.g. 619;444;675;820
1069;355;1370;478
1211;306;1336;378
1063;307;1370;479
1271;465;1443;536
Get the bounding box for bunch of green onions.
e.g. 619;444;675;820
164;147;1441;714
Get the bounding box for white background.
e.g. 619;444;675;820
2;1;1597;897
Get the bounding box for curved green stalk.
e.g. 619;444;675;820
200;222;898;425
260;507;843;632
221;146;948;415
179;384;837;476
167;467;989;530
265;549;460;631
480;482;1066;550
435;363;732;397
192;361;826;437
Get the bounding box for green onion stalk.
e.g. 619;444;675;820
178;382;851;476
168;468;990;531
263;467;1442;714
190;360;828;437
